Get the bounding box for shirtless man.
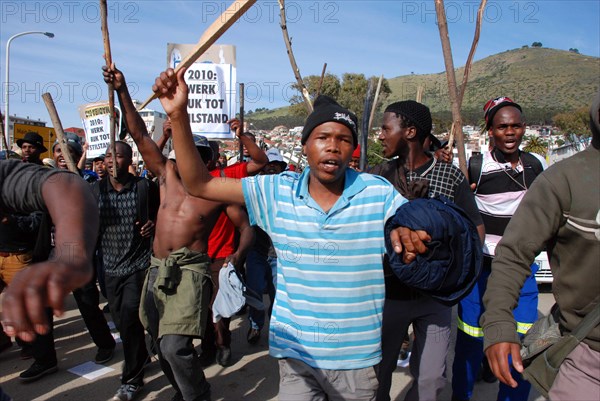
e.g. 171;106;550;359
104;64;254;401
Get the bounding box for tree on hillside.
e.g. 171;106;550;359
532;42;543;47
523;135;547;157
569;48;580;54
290;73;391;126
289;73;341;116
337;73;391;125
553;107;590;144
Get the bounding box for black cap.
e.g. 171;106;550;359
384;101;433;138
301;95;358;148
16;132;48;152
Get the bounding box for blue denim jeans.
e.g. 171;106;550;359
245;249;277;330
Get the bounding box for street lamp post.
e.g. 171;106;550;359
3;31;54;151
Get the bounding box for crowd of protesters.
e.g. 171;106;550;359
1;63;598;401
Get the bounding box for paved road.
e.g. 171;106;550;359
1;286;554;400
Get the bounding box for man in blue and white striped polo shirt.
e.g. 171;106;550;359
153;67;432;401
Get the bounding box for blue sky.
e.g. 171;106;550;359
1;0;599;128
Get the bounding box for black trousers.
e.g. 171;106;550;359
73;275;116;350
31;308;56;365
31;276;115;366
105;270;148;386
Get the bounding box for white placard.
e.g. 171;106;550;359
79;102;122;158
168;44;236;139
185;63;236;138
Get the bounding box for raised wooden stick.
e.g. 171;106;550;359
416;85;424;103
448;0;487;153
137;0;256;110
360;80;374;171
239;82;245;160
457;0;487;108
100;0;117;178
42;93;77;173
278;0;313;114
436;0;488;176
435;0;466;175
368;75;384;135
315;63;327;98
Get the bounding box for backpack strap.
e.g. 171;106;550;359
521;151;544;177
468;153;483;192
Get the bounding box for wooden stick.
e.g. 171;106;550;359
416;85;424;103
435;0;467;175
443;0;487;175
368;75;384;135
138;0;256;110
457;0;487;109
278;0;313;114
315;63;327;98
239;82;244;160
42;93;78;173
100;0;117;178
360;80;374;171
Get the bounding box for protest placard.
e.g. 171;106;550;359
167;43;236;139
79;102;122;158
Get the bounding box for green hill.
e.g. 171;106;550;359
249;47;599;127
387;47;599;123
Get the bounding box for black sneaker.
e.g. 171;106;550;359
216;346;231;367
247;328;261;345
19;361;58;382
95;346;115;364
111;383;143;401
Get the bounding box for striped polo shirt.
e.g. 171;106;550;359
472;149;545;257
242;167;406;370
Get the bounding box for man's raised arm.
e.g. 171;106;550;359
152;68;245;204
235;129;268;175
103;63;166;176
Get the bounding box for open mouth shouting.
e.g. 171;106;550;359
319;158;342;174
56;156;67;169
